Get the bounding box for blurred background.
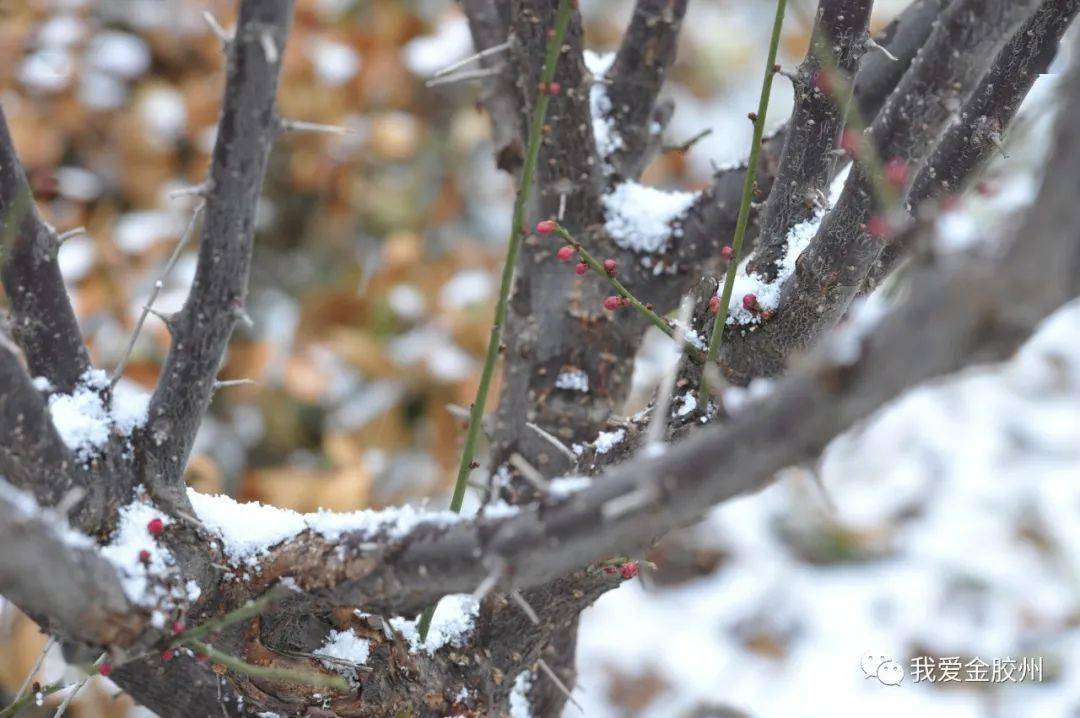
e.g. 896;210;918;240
1;0;1079;716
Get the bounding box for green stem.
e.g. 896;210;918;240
418;0;575;642
190;641;348;690
0;660;105;718
704;0;788;390
171;586;290;648
553;225;705;363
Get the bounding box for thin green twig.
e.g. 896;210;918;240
704;0;789;391
418;0;575;642
552;224;705;363
171;586;290;648
190;641;348;690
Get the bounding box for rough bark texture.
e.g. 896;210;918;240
606;0;689;179
0;108;91;393
747;0;873;281
720;0;1043;384
139;0;294;515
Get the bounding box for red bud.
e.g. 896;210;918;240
147;518;164;536
536;220;557;235
603;258;617;275
556;245;575;262
575;262;587;275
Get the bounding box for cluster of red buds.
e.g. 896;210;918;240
538;221;624;311
603;561;640;579
537;81;562;95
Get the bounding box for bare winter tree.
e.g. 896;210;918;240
2;0;1079;715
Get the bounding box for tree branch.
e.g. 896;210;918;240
140;0;294;511
673;0;941;276
747;0;873;281
871;0;1080;286
720;0;1043;383
605;0;689;179
271;56;1080;609
0;480;141;646
0;107;91;394
0;343;108;530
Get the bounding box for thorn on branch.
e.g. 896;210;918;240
509;453;550;494
510;589;540;625
278;119;359;136
431;39;512;79
425;67;501;88
168;182;212;199
201;11;232;46
865;36;899;62
537;658;583;713
662;127;713;154
525;421;576;461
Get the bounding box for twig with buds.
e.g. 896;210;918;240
545;222;706;364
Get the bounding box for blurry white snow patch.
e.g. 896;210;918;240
56;166;104;202
584;50;623;164
555;369;589;393
390;593;479;654
101;494;200;611
402;16;473;76
47;370;149;459
594;428;625;455
57;235;96;281
509;670;533;718
80;70;128;110
308;39;361;87
19;49;73;92
113;210;183;253
825;292;891;366
440;268;493;309
38;14;85;47
316;629;371;680
139;87;187;146
602;181;698;254
724;164;850;325
387;283;427;320
87;31;150;79
549;476;592;498
187;489;465;567
389;325;474;381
